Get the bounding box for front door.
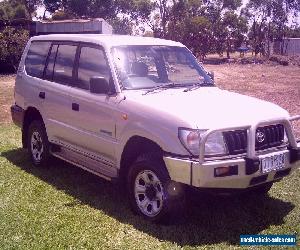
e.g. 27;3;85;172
67;44;117;165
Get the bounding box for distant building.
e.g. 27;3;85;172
35;18;113;35
271;38;300;56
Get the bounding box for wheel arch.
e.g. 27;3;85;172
22;107;44;148
119;135;164;184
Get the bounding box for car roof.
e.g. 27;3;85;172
30;34;185;48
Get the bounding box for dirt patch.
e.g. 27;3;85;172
205;64;300;138
204;54;300;66
0;75;15;124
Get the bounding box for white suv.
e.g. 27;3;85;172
11;34;300;222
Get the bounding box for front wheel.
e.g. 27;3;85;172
252;182;273;195
127;153;185;223
245;182;273;197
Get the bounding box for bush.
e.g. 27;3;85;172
0;27;29;73
269;55;289;66
269;56;279;63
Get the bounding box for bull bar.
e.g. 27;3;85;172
199;115;300;164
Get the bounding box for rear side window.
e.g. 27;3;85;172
25;41;51;78
53;44;77;85
77;46;110;90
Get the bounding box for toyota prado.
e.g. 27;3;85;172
11;34;300;222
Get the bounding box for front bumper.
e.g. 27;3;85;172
164;115;300;189
164;147;300;188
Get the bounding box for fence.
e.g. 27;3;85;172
271;38;300;56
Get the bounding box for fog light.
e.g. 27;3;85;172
214;165;238;177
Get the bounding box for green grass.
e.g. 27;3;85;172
0;124;299;249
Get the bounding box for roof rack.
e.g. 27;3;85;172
35;18;112;35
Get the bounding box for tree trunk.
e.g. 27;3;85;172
43;9;47;20
226;40;230;58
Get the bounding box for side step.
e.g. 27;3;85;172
51;145;118;182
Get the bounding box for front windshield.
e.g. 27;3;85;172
112;45;213;90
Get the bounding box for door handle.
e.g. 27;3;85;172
39;92;45;99
72;103;79;111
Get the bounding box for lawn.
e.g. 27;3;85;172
0;64;299;249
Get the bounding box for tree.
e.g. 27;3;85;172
20;0;43;18
43;0;61;13
0;27;29;71
43;0;117;19
166;0;248;58
51;10;74;20
109;16;133;35
203;0;248;58
43;0;132;33
243;0;300;56
0;0;29;24
0;2;33;73
186;15;214;59
221;11;248;58
167;1;214;59
116;0;155;35
286;25;300;38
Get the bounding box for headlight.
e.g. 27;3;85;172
205;131;228;156
178;128;228;157
178;128;202;156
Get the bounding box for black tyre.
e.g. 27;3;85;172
253;182;273;194
247;182;273;196
127;153;185;223
27;120;50;167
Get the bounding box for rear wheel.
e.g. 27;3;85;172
127;153;185;223
27;120;50;167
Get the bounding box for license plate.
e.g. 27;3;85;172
261;153;285;173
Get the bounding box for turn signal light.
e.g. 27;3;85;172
214;165;238;177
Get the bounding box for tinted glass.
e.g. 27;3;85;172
77;47;110;90
25;41;51;78
45;44;58;80
53;44;77;85
112;46;212;90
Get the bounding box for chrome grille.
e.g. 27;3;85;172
255;124;284;150
223;124;285;155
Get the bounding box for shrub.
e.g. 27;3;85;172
0;27;29;72
269;55;289;66
269;56;279;63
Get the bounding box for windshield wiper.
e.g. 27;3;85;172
143;82;176;95
183;81;213;92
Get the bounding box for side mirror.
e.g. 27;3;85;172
207;71;214;81
90;76;109;94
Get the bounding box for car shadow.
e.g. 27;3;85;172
2;148;295;247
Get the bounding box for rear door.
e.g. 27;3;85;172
20;41;51;120
41;42;78;144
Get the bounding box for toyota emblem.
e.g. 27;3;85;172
256;131;265;143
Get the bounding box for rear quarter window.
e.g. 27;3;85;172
25;41;51;78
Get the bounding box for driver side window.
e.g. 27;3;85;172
76;46;110;90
